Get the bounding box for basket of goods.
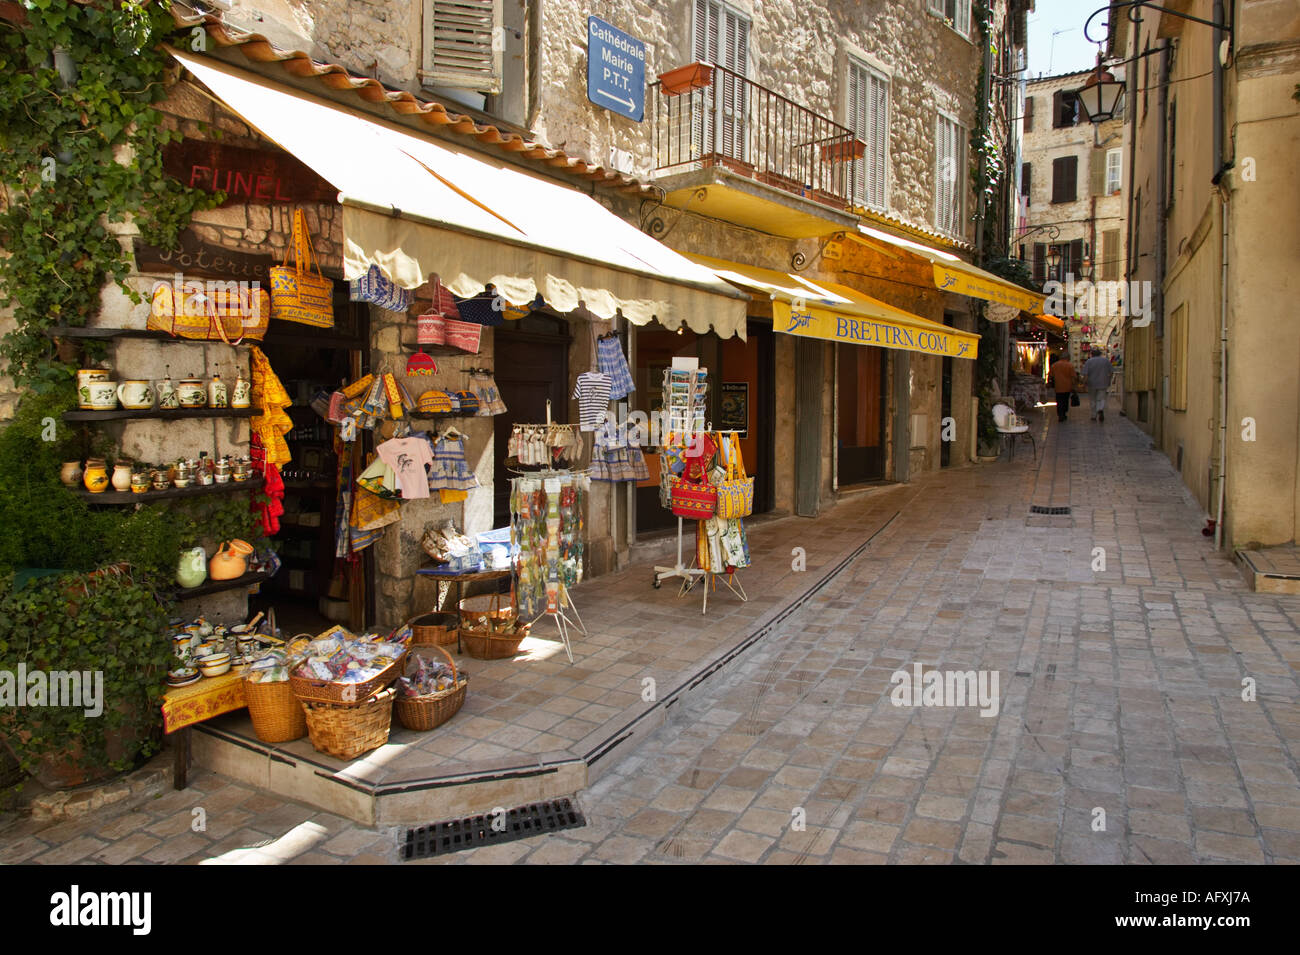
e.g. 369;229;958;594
393;645;467;732
301;688;397;760
288;626;409;706
402;612;459;648
242;647;307;743
459;592;531;660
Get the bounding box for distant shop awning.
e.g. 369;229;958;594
681;253;978;360
170;50;749;338
851;225;1044;315
1031;313;1065;332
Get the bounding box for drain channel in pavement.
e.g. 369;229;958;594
400;797;586;860
1028;505;1072;515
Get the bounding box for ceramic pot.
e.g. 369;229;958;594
131;472;149;494
110;462;132;492
177;379;205;408
157;376;179;410
151;469;170;491
85;381;118;410
83;460;109;494
176;547;208;589
60;461;83;487
116;380;154;410
76;369;109;409
208;540;249;581
208;374;228;409
230;373;251;409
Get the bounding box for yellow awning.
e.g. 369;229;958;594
681;253;978;360
170;50;749;338
851;225;1044;314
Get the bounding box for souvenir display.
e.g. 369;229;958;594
467;369;507;416
350;263;412;312
591;417;648;482
510;471;587;619
596;332;636;400
505;422;582;467
421;520;483;572
269;208;334;328
426;428;479;493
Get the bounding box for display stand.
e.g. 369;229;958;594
529;580;586;664
682;561;748;614
652;516;708;596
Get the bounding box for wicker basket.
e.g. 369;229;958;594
393;645;467;732
459;592;530;659
403;612;458;648
289;627;406;706
302;687;396;760
243;677;307;743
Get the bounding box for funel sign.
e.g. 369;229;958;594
587;16;645;122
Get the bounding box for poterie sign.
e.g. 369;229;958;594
587;16;645;121
163;140;337;206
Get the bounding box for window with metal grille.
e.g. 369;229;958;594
934;112;965;236
421;0;504;93
693;0;750;162
1051;155;1078;203
847;59;889;210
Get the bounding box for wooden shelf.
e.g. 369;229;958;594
172;570;270;600
76;475;264;505
48;326;246;345
64;407;256;422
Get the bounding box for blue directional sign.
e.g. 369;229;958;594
587;16;645;122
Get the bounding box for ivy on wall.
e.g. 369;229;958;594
0;0;217;391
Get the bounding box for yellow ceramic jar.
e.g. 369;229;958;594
82;460;109;494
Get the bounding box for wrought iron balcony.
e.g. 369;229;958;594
650;63;861;211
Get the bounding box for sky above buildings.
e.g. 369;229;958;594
1027;0;1107;78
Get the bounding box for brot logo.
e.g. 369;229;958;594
49;886;151;935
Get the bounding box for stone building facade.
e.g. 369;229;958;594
1020;68;1129;367
1113;0;1300;554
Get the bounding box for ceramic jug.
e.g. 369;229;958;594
60;461;83;487
176;547;208;589
82;459;109;494
230;371;251;409
208;374;228;409
157;373;179;410
111;462;132;492
208;539;252;581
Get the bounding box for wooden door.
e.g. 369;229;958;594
493;322;569;526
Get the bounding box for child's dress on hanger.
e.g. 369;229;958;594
427;433;479;492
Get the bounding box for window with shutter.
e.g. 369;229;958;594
1020;162;1032;205
1101;230;1119;281
1051;155;1078;203
693;0;749;162
1090;148;1108;196
848;59;889;211
1032;243;1046;285
1068;239;1084;279
1024;94;1034;132
1106;148;1122;194
1052;90;1078;127
421;0;504;93
934;113;964;236
930;0;971;37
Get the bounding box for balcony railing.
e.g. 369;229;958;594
650;63;861;211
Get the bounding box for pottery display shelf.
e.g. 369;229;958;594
170;569;270;601
74;473;264;504
64;407;257;422
47;325;248;345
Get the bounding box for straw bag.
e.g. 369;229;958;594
670;472;717;519
715;434;753;519
350;263;411;311
149;281;268;344
243;677;307;743
393;644;467;732
301;687;396;760
269;208;334;327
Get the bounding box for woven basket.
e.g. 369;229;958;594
404;612;458;648
302;687;396;760
459;592;529;660
243;677;307;743
289;627;406;706
394;645;467;732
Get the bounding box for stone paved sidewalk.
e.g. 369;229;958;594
6;411;1300;864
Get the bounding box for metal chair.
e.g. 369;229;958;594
992;403;1035;461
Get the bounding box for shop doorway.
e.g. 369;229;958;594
492;312;571;527
941;355;953;468
252;289;369;633
719;320;775;515
633;324;701;534
836;342;886;486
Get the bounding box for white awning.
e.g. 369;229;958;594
170;49;749;338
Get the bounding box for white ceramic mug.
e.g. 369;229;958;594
116;380;154;409
86;382;119;409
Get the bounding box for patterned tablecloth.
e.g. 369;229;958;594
162;672;247;733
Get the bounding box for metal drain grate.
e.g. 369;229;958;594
1029;505;1071;515
401;798;586;860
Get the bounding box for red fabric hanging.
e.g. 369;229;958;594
250;434;285;535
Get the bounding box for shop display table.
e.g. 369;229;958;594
416;566;512;653
162;672;247;790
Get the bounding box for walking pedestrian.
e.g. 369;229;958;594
1082;347;1114;422
1048;353;1077;423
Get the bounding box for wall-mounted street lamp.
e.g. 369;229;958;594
1075;57;1125;124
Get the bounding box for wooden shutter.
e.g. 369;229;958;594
1069;239;1084;279
1052;91;1064;128
1090;148;1107;196
849;62;888;209
1032;243;1046;285
1052;155;1077;203
1102;230;1119;281
718;5;748;160
422;0;503;93
1021;162;1032;203
692;0;718;157
1024;94;1034;132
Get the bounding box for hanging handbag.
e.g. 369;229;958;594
670;471;717;520
715;434;754;520
349;263;412;311
356;457;400;499
444;318;482;354
269;208;334;327
417;312;446;345
1070;392;1080;407
720;518;751;569
149;281;268;344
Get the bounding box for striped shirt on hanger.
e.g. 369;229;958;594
572;372;612;432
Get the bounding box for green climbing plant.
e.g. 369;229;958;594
0;0;218;392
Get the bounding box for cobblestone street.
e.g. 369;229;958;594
6;411;1299;865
